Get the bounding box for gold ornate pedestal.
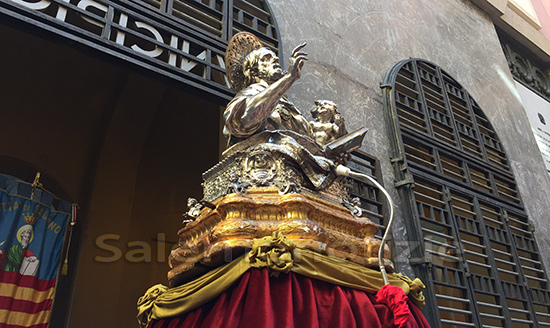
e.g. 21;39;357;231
168;186;393;287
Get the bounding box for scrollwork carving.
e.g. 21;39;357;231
226;170;250;194
343;196;362;218
278;169;301;195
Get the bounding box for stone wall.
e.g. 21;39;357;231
268;0;550;276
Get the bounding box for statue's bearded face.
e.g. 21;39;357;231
249;48;283;83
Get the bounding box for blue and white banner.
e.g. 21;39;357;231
0;174;71;328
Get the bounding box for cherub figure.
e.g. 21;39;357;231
182;198;203;225
310;100;347;146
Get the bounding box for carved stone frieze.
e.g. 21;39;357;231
502;42;550;102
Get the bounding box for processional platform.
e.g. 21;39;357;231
137;31;429;328
169;185;392;287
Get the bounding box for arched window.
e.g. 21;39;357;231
383;59;550;328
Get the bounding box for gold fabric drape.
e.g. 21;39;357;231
137;232;425;328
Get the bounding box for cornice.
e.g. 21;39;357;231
502;41;550;101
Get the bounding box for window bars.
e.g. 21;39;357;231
0;0;280;100
348;150;387;239
383;58;550;328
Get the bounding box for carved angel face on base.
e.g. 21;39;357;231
244;48;284;84
245;151;277;186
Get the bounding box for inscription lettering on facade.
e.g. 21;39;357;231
10;0;230;89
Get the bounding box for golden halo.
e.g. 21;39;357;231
16;224;34;244
225;32;263;93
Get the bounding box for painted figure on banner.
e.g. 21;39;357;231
0;224;40;276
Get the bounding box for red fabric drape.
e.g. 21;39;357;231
376;285;412;328
148;268;430;328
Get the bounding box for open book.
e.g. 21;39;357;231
323;127;368;158
19;257;40;276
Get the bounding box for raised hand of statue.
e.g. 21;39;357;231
288;42;308;80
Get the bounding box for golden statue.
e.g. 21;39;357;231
168;32;390;286
223;34;333;189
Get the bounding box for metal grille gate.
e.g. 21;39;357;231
0;0;280;101
383;59;550;328
349;150;387;239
